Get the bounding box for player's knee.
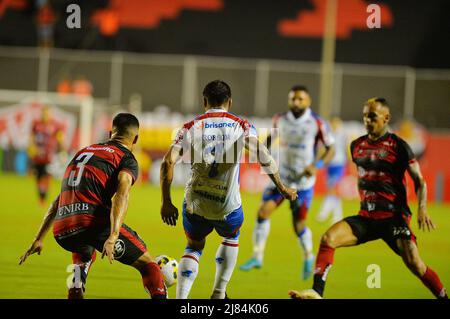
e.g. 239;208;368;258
258;208;271;219
187;238;205;251
132;253;156;271
320;232;336;248
294;220;306;235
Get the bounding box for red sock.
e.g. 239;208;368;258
139;262;167;299
312;243;335;296
315;243;335;277
420;267;448;299
72;251;97;265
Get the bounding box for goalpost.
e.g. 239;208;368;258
0;89;109;177
0;89;96;148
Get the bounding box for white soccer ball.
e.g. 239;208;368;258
156;255;178;287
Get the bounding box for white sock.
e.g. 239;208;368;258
252;218;270;263
211;238;239;299
176;248;201;299
331;197;343;223
298;226;313;259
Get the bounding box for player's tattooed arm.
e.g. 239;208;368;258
245;136;297;201
103;171;133;263
160;145;182;226
19;194;60;265
407;160;435;232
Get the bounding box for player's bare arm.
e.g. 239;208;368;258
19;194;60;265
407;160;435;232
304;144;335;177
245;135;297;201
102;171;133;264
160;145;182;226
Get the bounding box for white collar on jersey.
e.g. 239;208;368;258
205;108;228;113
286;107;311;122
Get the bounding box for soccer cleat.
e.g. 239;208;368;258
239;258;262;271
289;289;322;299
302;255;314;280
210;292;229;299
68;287;84;299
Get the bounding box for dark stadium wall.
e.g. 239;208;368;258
0;0;449;68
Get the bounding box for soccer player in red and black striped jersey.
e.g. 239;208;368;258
289;98;447;299
28;106;64;206
19;113;167;299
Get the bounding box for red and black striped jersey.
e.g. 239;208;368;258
31;119;61;164
53;141;138;238
350;132;415;219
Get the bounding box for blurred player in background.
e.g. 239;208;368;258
20;113;167;299
160;80;297;299
316;116;349;224
289;98;448;299
240;85;335;280
28;106;64;206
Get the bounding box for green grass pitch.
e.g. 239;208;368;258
1;173;448;299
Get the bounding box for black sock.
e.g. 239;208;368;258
313;274;326;297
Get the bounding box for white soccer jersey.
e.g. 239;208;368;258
272;108;334;190
329;126;348;166
173;109;257;220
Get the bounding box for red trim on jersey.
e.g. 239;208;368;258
119;227;147;253
314;116;325;145
53;215;95;235
358;210;394;219
182;254;199;263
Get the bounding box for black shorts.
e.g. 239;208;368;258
344;214;417;255
33;163;48;179
55;224;147;265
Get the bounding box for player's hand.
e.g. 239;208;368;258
303;164;317;177
417;208;436;232
101;236;117;264
19;240;43;265
281;187;298;201
161;201;179;226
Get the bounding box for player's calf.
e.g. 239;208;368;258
133;255;167;299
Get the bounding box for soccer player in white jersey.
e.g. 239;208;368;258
240;85;335;280
316;116;349;224
159;80;297;299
